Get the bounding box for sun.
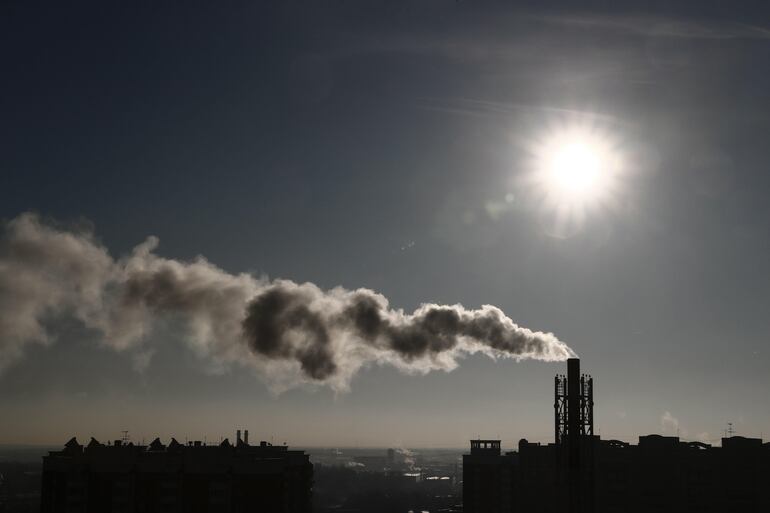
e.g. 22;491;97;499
545;141;604;197
528;124;622;214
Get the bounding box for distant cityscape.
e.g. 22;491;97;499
1;443;463;513
1;358;768;512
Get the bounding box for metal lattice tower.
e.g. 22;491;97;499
580;374;594;438
554;359;594;445
555;374;568;445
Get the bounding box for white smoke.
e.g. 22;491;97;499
395;447;418;471
661;411;686;437
0;213;575;391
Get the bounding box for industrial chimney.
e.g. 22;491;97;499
555;357;595;513
555;358;594;445
244;430;249;445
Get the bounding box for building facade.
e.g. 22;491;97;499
41;436;312;513
514;434;770;513
462;440;515;513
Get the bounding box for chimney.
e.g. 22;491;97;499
567;357;580;452
236;429;241;443
244;430;249;445
555;358;595;511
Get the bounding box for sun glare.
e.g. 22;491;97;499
546;141;603;196
528;124;622;215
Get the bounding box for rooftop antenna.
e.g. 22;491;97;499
121;430;130;443
727;422;735;437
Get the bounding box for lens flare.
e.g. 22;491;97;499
522;118;624;233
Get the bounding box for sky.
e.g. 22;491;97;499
1;1;770;448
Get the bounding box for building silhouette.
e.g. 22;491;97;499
463;358;770;513
462;440;514;513
41;431;312;513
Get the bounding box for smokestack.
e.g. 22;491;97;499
555;358;594;512
244;430;249;445
236;430;241;443
566;358;580;512
567;357;580;453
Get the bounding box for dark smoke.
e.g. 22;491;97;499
240;286;574;388
0;213;575;390
243;287;337;380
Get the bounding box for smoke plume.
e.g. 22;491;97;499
0;213;575;390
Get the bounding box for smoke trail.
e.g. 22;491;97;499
0;213;575;390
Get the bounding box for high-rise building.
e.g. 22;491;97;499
41;434;312;513
462;440;516;513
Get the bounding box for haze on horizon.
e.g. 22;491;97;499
1;1;769;449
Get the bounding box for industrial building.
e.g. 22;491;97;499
463;358;770;513
41;430;312;513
